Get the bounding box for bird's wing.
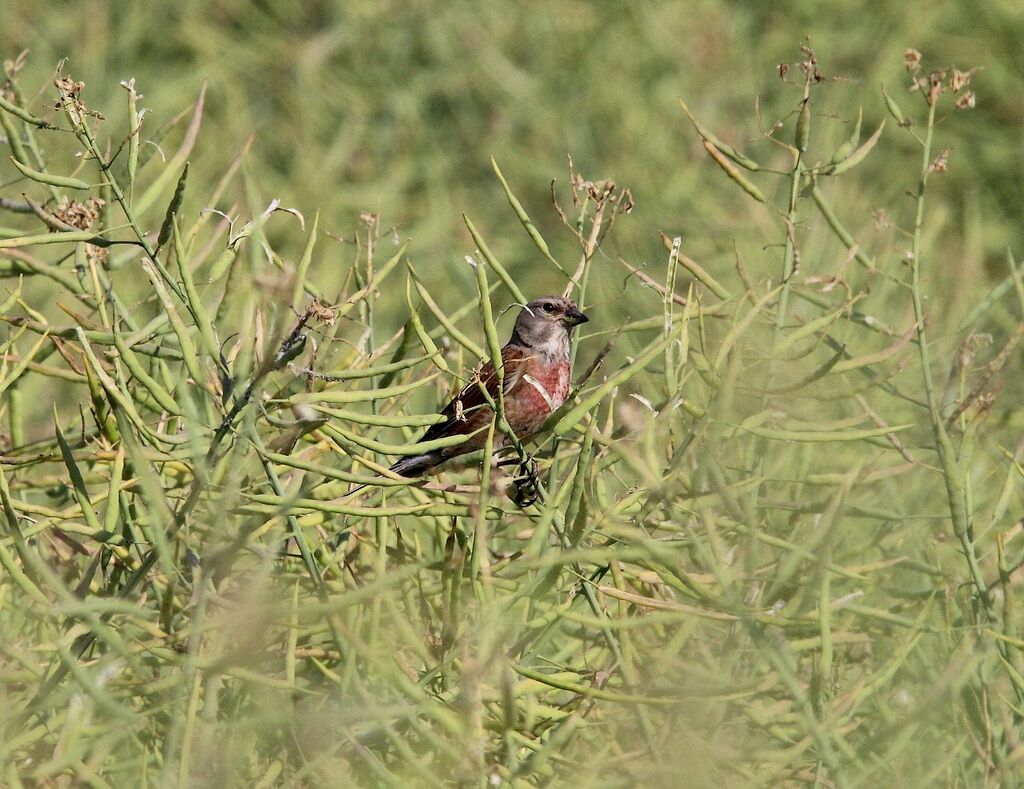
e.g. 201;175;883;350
417;345;529;444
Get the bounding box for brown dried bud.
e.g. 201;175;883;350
308;297;337;326
54;75;91;126
3;50;29;78
928;149;951;174
53;197;105;230
955;91;976;110
86;244;109;268
927;71;945;105
904;49;922;72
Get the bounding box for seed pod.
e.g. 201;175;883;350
827;120;886;175
83;359;120;444
124;78;141;202
157;162;189;248
7;385;23;448
491;156;565;273
829;107;863;165
207;245;238;282
720;146;761;172
702;139;766;204
0;94;52;128
113;329;182;415
0;111;29;166
795;98;810;152
882;86;906;125
0;230;115;250
9;157;90;190
679;98;761;171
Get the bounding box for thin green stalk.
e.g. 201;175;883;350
907;99;988;614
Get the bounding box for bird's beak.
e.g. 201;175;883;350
564;307;589;327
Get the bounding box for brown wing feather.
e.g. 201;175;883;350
417;346;528;443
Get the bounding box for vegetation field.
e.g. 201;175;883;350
2;2;1024;786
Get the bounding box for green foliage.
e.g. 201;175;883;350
2;4;1024;786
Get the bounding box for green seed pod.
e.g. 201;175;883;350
9;156;90;190
720;145;761;172
882;86;905;125
679;98;761;171
829;107;863;165
124;79;141;203
83;359;120;443
0;111;29;166
207;245;238;282
0;94;51;128
491;156;566;274
827;120;886;176
795;98;810;153
157;162;189;249
702;139;766;204
7;385;23;448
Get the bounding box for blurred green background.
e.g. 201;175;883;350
4;1;1024;785
6;0;1023;305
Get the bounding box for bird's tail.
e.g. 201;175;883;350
343;451;443;498
388;450;444;479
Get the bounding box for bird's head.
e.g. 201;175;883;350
511;296;589;351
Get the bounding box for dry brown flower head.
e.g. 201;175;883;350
53;196;105;231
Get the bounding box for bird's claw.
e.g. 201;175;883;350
508;458;540;508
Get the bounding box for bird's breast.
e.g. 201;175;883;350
509;359;570;433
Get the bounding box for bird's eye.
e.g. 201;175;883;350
542;303;555;313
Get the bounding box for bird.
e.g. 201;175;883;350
386;295;589;480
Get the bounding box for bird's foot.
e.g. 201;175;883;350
508;458;540;508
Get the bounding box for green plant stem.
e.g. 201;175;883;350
908;99;989;616
63;101;186;305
